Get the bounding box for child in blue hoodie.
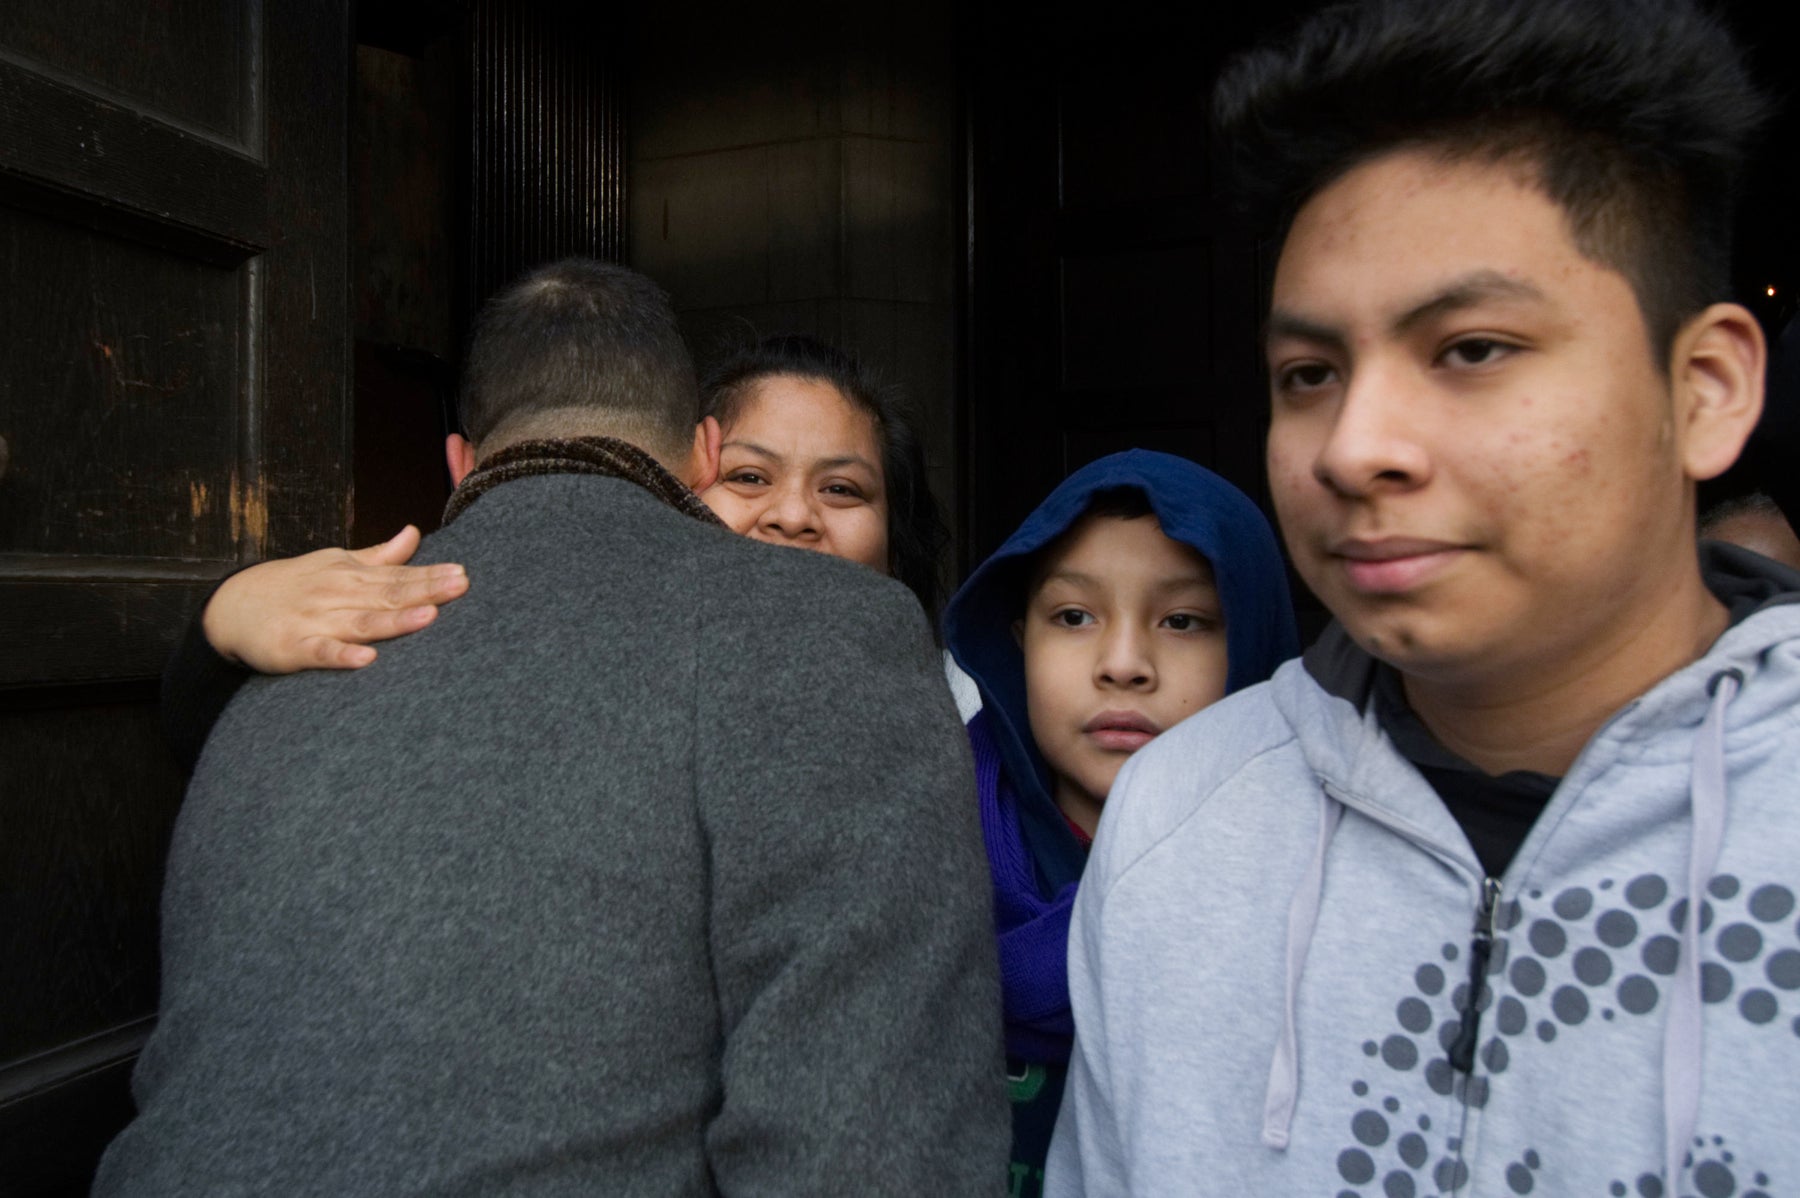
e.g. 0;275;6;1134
942;450;1298;1197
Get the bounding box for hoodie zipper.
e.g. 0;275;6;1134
1448;876;1502;1074
1313;785;1507;1074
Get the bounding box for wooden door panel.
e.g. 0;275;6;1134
0;698;178;1062
1065;421;1215;475
1060;243;1211;387
0;3;251;142
964;4;1311;569
0;56;268;255
0;207;244;561
0;0;347;1189
1056;54;1209;209
0;20;275;693
0;576;217;686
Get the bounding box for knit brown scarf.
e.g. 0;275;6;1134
441;436;725;528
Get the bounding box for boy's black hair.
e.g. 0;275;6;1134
459;258;698;452
1078;486;1156;524
1212;0;1766;356
702;333;950;622
1700;490;1788;536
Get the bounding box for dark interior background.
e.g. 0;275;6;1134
1;0;1792;1190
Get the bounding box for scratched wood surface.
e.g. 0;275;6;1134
0;0;349;1190
0;206;242;563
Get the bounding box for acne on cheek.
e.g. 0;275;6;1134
1563;446;1591;471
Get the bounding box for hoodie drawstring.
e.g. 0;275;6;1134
1663;667;1740;1191
1262;793;1343;1149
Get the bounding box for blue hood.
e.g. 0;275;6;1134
944;449;1300;891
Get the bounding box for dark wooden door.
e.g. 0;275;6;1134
961;6;1314;571
0;2;349;1190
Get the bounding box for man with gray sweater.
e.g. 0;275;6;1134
95;259;1008;1195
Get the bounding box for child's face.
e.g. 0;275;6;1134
1018;514;1228;834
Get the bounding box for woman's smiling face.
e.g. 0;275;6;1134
700;375;891;573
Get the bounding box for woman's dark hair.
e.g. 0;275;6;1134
702;333;950;623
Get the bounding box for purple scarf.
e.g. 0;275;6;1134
969;709;1079;1064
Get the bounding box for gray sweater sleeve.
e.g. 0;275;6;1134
695;570;1010;1196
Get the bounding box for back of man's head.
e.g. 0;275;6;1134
1214;0;1764;356
457;258;699;460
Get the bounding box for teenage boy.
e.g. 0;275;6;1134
1048;2;1798;1196
942;450;1298;1198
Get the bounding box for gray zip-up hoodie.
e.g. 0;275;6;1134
1046;547;1800;1197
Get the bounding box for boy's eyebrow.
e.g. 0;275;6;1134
1036;569;1102;591
1263;310;1347;354
1389;270;1547;336
1264;270;1549;350
1151;572;1219;594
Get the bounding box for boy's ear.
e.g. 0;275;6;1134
1012;618;1025;648
1672;302;1765;483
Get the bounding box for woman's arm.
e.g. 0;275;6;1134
204;526;466;672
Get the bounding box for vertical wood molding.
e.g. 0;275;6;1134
259;0;352;556
465;0;627;314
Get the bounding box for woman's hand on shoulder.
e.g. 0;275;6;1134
202;525;469;673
